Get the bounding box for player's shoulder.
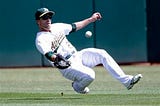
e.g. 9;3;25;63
36;31;48;36
51;23;71;27
36;31;50;41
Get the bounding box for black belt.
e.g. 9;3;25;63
65;54;72;60
65;51;75;60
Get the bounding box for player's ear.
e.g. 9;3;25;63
36;20;40;25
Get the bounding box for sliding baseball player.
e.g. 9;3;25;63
35;8;142;94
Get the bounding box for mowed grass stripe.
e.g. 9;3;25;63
0;93;160;105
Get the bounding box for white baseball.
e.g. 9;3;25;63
85;31;92;38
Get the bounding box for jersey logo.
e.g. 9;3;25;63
51;33;65;51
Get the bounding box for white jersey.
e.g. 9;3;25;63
35;23;77;58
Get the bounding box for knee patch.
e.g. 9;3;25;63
72;74;94;93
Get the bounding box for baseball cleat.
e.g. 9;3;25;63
80;87;90;94
127;74;143;90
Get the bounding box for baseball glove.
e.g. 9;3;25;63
54;54;71;69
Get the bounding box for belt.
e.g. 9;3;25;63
65;54;72;60
65;51;75;60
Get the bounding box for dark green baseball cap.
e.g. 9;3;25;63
35;8;55;20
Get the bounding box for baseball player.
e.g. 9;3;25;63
35;8;142;94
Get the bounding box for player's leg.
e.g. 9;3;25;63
59;59;95;94
79;48;137;88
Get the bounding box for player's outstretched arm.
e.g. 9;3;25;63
74;12;102;31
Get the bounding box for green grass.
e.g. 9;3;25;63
0;65;160;106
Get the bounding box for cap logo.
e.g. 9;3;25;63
38;8;49;13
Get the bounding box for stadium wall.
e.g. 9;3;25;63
0;0;157;67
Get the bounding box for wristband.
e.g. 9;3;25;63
45;51;55;61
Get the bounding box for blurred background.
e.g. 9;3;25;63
0;0;159;67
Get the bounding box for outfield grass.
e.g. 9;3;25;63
0;65;160;106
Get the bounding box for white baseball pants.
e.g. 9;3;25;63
59;48;133;93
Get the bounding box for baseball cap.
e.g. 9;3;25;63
35;8;55;20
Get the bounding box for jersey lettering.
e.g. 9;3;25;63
51;33;65;50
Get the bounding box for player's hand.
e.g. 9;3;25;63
90;12;102;22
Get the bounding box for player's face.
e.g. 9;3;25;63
37;14;52;31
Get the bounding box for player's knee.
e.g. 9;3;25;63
85;74;95;82
98;49;110;58
99;49;107;55
72;74;95;93
81;74;95;86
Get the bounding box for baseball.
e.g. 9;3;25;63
85;31;92;38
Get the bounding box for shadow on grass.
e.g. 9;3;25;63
6;97;81;101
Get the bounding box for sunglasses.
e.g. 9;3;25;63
41;15;52;20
